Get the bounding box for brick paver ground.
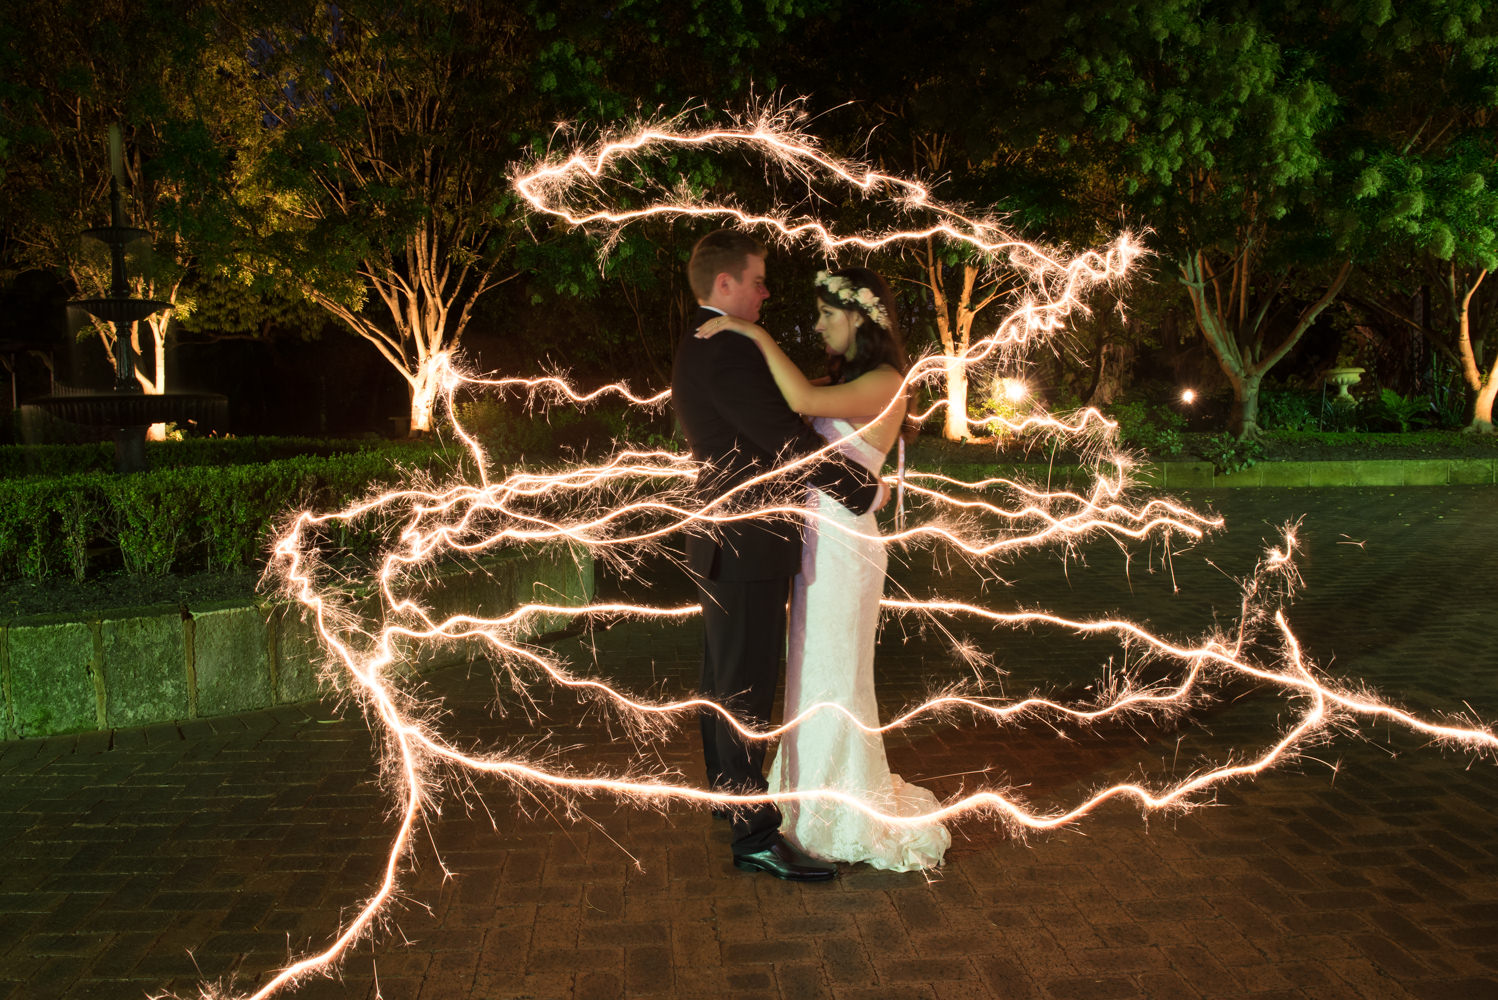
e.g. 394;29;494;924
2;487;1495;1000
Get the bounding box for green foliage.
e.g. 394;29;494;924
192;464;303;572
1427;368;1472;428
0;0;253;391
1203;432;1266;474
0;475;100;583
971;387;1031;438
0;481;51;581
1027;1;1341;241
8;0;1496;435
1256;386;1323;431
592;405;678;454
988;0;1498;437
104;470;198;576
173;270;328;341
1104;401;1186;457
1362;388;1440;433
54;477;97;583
1260;427;1498;453
0;443;113;479
1355;137;1498;271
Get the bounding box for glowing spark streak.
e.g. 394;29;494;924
249;335;1497;1000
450;369;672;407
363;601;1203;740
895;484;1223;535
273;603;1480;853
273;434;1209;573
301;569;1498;782
202;646;425;1000
390;607;1492;837
882;600;1496;752
514;116;1146;289
285;405;1173;574
378;490;1213;565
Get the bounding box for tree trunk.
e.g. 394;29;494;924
923;248;982;442
1469;375;1496;433
407;355;446;436
1453;267;1494;433
86;313;171;440
1088;338;1131;406
144;315;168;441
943;355;970;441
1231;371;1264;438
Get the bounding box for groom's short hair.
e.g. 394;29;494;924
688;230;766;301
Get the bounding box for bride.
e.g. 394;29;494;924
697;267;950;872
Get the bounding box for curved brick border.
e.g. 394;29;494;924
948;457;1498;487
1140;457;1497;487
0;545;593;740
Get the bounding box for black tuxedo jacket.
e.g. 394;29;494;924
671;306;881;581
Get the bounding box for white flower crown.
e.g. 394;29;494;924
815;270;891;331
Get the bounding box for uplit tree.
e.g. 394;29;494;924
227;0;542;435
913;240;1023;441
1335;4;1498;432
901;131;1033;442
1347;148;1498;433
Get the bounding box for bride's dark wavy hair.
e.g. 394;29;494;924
819;267;909;385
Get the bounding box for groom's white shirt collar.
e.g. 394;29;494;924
699;305;725;316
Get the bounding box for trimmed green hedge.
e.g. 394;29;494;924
0;436;442;479
0;447;473;583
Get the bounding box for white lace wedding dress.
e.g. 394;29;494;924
767;416;950;871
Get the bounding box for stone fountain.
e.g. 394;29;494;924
30;129;226;473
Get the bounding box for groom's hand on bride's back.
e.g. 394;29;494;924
803;452;883;515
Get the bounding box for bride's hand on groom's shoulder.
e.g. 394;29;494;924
696;316;768;343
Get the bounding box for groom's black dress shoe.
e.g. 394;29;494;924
733;837;836;881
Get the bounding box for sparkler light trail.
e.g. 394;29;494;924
189;111;1496;1000
515;105;1143;351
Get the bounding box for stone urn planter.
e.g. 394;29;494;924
1324;366;1365;410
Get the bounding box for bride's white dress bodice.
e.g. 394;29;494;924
767;417;949;872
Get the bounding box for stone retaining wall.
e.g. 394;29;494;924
0;545;593;740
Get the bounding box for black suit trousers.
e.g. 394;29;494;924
696;573;790;854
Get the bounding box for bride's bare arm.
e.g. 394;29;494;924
696;315;904;420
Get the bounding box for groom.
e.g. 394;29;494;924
671;230;884;881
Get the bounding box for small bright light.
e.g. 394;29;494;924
1002;379;1028;404
1181;388;1197;404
